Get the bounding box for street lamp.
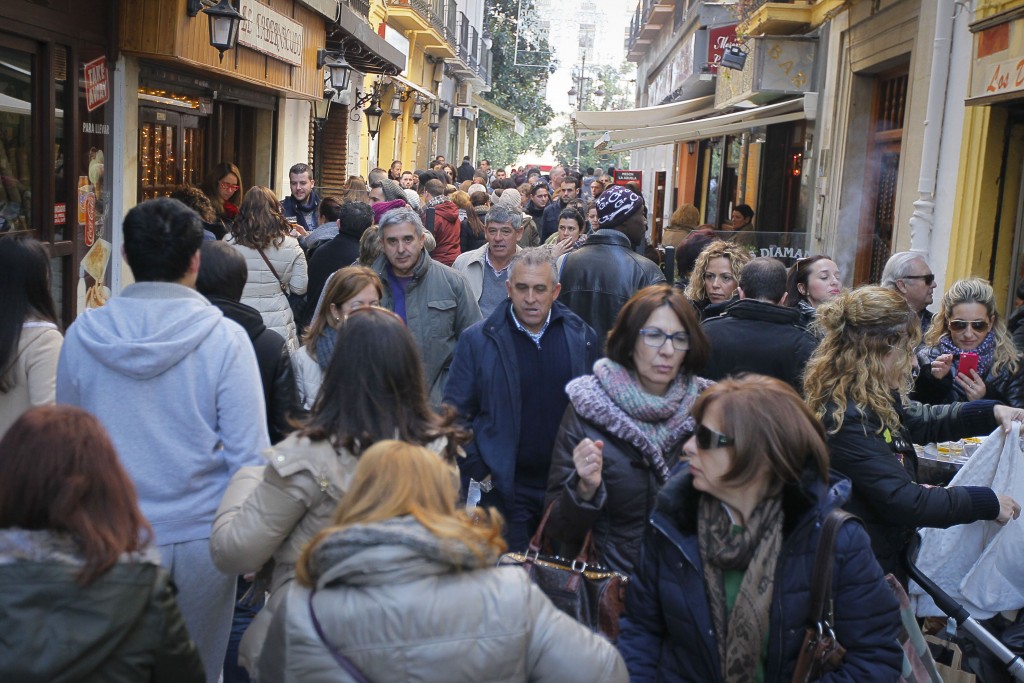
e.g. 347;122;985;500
317;49;352;92
194;0;247;62
364;98;384;139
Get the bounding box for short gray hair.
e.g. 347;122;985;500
508;246;557;282
880;251;928;289
484;205;522;230
376;206;425;240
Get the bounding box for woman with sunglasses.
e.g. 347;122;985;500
202;162;244;237
804;286;1022;584
915;278;1024;407
619;375;903;682
544;284;713;576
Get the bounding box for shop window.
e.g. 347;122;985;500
0;45;33;234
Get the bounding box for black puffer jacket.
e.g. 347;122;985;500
824;399;1001;583
701;298;817;391
558;230;666;346
0;529;204;682
208;295;300;443
914;344;1024;408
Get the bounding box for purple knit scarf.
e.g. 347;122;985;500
566;358;712;483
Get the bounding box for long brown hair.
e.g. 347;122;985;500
451;190;484;237
0;406;152;585
231;186;289;250
299;307;467;457
691;375;830;496
296;440;506;587
302;266;382;352
202;162;243;218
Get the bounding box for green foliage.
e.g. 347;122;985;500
552;61;634;172
476;0;557;164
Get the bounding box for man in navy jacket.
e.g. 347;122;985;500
445;247;599;550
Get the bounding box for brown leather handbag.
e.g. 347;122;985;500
497;502;628;641
791;508;857;683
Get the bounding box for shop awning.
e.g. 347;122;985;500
600;94;817;152
572;95;716;133
389;74;437;101
471;93;519;125
327;5;404;76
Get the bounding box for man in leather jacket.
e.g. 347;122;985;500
557;185;665;346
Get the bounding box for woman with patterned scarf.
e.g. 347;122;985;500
619;376;904;682
293;265;381;410
544;284;713;576
915;277;1024;407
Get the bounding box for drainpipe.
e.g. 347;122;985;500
909;0;956;254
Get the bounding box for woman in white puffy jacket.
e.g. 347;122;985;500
227;187;308;350
293;265;381;409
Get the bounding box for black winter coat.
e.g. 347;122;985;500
558;230;666;346
824;399;1001;582
914;344;1024;408
208;296;300;444
701;299;817;391
0;535;204;682
619;470;903;682
302;229;363;327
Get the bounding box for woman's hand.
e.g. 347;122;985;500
995;494;1021;525
993;404;1024;434
930;353;953;380
550;235;575;259
955;369;987;401
573;438;604;502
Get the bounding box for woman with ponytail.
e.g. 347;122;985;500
803;286;1023;583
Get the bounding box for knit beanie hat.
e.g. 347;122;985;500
372;198;407;224
379;178;405;202
403;189;421;210
595;184;644;229
495;188;523;212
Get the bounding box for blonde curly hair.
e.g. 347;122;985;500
803;286;920;434
924;278;1020;377
683;239;752;302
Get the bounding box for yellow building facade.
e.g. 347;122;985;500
952;0;1024;305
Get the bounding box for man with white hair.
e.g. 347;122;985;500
880;251;938;333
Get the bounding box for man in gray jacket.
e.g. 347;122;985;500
372;206;482;406
451;205;523;318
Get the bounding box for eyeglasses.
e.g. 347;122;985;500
901;274;935;286
695;424;734;449
639;328;689;351
949;319;990;333
219;181;240;192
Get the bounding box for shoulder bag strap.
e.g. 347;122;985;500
307;588;371;683
255;247;288;293
808;509;857;624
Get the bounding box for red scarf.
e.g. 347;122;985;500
223;201;238;219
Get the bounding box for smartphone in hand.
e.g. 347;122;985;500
958;352;979;378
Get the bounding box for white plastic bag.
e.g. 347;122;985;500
911;424;1024;618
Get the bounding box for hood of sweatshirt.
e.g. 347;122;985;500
70;282;225;380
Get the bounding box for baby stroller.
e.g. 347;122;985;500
906;534;1024;682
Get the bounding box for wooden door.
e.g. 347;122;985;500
855;69;908;284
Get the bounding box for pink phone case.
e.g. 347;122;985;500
959;352;979;378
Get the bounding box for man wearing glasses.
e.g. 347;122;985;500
881;251;938;333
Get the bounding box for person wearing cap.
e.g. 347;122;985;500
556;185;666;344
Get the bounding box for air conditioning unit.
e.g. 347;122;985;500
451;106;475;121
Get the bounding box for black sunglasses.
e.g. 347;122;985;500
901;274;935;286
949;319;990;332
695;424;734;449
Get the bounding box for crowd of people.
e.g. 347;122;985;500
3;154;1024;682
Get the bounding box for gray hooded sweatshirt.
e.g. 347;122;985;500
56;282;268;545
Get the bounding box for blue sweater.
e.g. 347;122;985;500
56;282;268;545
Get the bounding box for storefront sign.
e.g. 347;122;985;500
968;18;1024;103
238;0;303;67
84;57;109;112
707;25;737;74
716;36;817;108
613;170;643;190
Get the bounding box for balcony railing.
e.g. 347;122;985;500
348;0;371;16
387;0;458;46
627;0;683;55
